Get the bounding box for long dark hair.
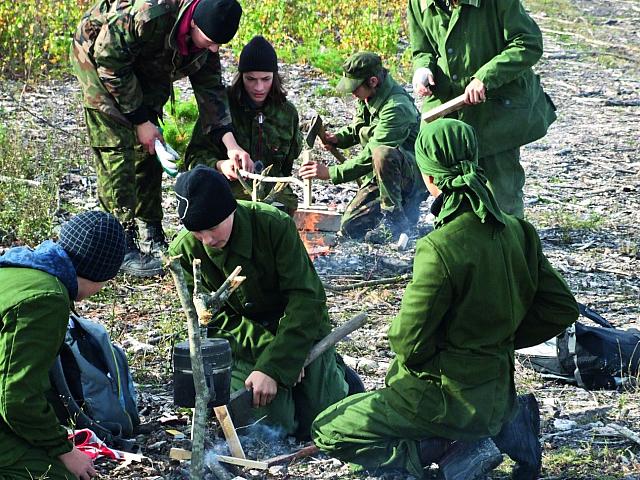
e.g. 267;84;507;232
228;71;288;106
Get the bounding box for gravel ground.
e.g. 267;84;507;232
0;1;639;478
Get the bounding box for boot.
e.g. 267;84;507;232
492;394;542;480
120;225;164;277
437;438;503;480
138;220;168;259
344;365;365;396
364;209;411;245
419;437;453;466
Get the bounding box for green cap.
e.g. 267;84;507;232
336;52;382;93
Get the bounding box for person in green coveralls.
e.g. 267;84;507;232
71;0;249;277
299;52;425;244
0;211;126;479
408;0;556;218
185;35;304;215
311;119;578;480
168;165;361;438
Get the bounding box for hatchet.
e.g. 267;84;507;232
226;312;368;429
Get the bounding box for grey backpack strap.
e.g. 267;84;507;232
565;324;585;388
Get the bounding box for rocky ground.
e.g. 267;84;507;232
0;0;639;478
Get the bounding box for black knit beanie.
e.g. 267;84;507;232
59;211;126;282
175;165;237;231
238;36;278;73
192;0;242;44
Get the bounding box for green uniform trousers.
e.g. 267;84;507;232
479;148;524;219
0;448;73;480
312;388;431;479
232;348;348;438
84;108;163;224
341;146;425;238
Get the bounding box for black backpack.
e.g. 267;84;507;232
47;314;140;449
517;304;640;390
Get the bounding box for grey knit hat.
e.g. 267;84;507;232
59;211;126;282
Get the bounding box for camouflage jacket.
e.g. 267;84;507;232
329;74;420;185
185;90;303;177
71;0;231;133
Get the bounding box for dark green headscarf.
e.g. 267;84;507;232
416;119;505;228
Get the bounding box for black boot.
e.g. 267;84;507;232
364;209;411;245
437;438;503;480
120;225;163;277
344;365;365;395
492;394;542;480
138;221;168;259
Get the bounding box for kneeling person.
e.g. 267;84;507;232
169;165;348;437
311;120;578;479
299;52;425;244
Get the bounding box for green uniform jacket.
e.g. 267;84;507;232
71;0;231;134
169;201;330;387
329;74;420;185
385;207;578;440
0;269;73;465
184;92;303;210
407;0;556;157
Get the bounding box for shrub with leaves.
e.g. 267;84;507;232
0;124;63;245
0;0;90;79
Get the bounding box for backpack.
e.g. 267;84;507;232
517;304;640;390
47;314;140;449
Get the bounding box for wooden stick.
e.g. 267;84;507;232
216;454;268;469
0;175;41;187
193;266;243;325
324;274;411;292
213;405;246;459
421;94;467;123
167;258;209;480
301;150;313;207
305;312;367;366
264;444;320;467
238;169;305;189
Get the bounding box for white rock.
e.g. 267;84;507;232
358;359;379;374
553;419;578;431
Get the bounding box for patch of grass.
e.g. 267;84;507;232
544;445;627;479
531;208;604;244
0;123;65;245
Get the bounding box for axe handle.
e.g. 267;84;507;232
421;94;467;123
304;312;368;367
327;145;348;164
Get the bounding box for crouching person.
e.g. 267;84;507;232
168;165;354;438
311;119;579;479
0;211;125;479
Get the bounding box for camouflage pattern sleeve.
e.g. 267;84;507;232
188;52;233;134
91;10;174;123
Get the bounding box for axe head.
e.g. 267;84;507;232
227;388;254;429
305;114;323;149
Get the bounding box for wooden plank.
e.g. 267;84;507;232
169;447;192;461
214;405;246;459
421;94;466;123
216;454;269;470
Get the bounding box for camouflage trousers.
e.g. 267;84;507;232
84;108;163;225
341;146;425;239
479;148;524;219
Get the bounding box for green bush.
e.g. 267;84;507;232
0;0;91;79
0;124;64;245
0;0;406;79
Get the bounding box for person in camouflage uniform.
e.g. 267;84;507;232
299;52;425;244
70;0;251;276
184;36;304;215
